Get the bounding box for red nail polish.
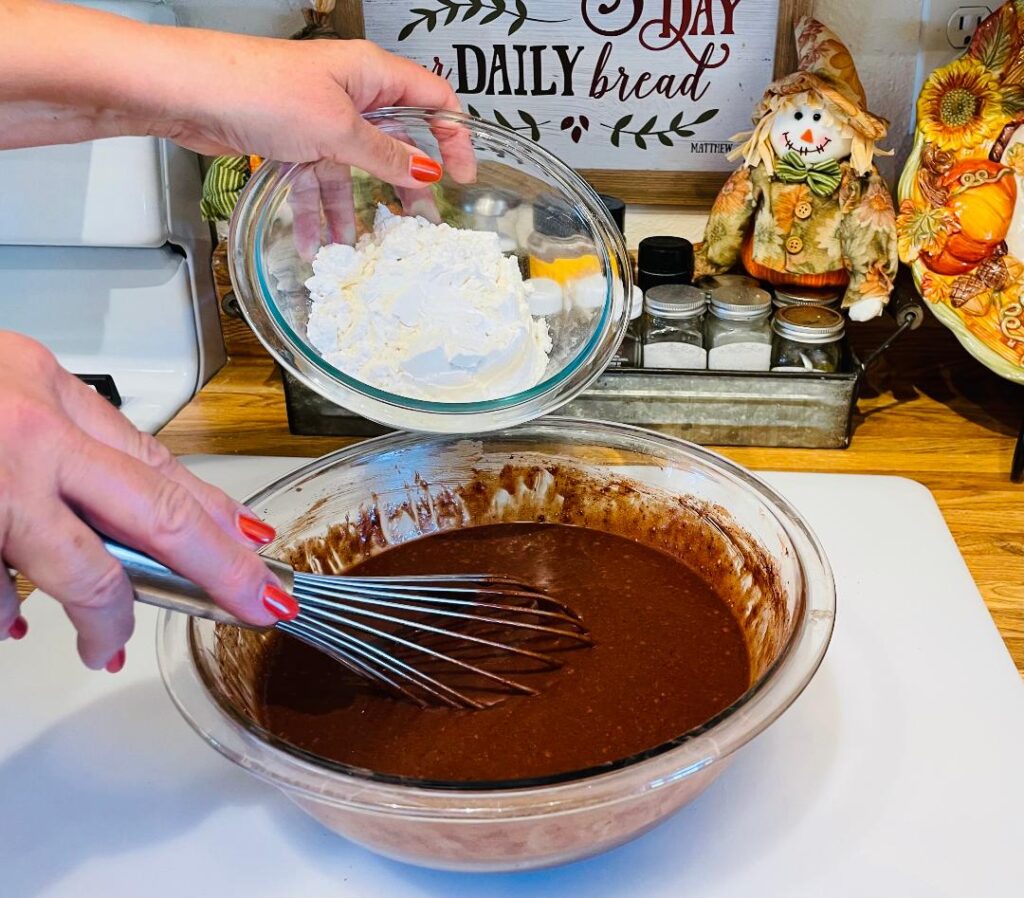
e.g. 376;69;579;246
105;648;125;674
238;515;276;545
410;155;442;183
8;616;27;640
262;584;299;622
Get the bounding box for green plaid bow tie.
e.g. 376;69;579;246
775;151;842;197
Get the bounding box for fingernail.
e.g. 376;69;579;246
410;155;442;183
8;616;27;640
238;514;276;545
105;648;125;674
262;584;299;622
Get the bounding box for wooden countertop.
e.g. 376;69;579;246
157;310;1024;676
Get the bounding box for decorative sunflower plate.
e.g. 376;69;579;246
898;0;1024;383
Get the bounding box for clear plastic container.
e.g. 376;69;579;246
642;284;708;369
157;420;835;873
229;108;631;434
705;285;773;371
526;194;602;285
771;305;846;373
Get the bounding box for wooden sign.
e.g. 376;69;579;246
335;0;809;205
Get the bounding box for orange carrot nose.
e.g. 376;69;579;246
801;128;815;143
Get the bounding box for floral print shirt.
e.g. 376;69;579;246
695;161;899;308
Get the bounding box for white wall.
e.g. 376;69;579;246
168;0;301;36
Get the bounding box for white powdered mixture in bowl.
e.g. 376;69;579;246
304;206;552;402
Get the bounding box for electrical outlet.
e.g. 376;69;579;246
911;2;994;133
947;5;991;48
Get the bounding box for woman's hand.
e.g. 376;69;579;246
159;36;478;257
0;332;294;671
162;37;476;186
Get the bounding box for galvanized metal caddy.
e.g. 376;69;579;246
280;285;924;449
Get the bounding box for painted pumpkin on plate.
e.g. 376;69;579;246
921;159;1015;276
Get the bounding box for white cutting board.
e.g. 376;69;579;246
1;458;1021;898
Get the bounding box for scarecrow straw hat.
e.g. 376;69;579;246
732;16;890;176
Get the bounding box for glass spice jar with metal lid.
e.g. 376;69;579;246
771;306;847;373
697;273;761;293
705;285;773;371
772;285;842;311
642;284;708;369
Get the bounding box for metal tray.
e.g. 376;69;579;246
279;280;926;448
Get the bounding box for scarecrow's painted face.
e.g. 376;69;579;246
769;94;852;163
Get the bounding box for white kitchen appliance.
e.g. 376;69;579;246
0;0;224;433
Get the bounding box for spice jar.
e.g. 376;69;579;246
611;286;645;367
705;285;772;371
598;193;626;235
697;274;760;293
527;196;601;286
771;306;846;373
642;284;708;369
461;187;520;254
772;285;842;311
637;236;694;293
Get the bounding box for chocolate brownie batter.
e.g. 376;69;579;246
254;523;751;782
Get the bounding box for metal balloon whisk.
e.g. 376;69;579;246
103;537;591;709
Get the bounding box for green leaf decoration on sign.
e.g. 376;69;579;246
601;109;719;149
397;0;568;40
691;108;720;125
518;110;541;140
465;106;549;142
480;1;504;24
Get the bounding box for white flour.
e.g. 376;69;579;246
304;206;551;402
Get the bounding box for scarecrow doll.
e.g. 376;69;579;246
695;17;898;321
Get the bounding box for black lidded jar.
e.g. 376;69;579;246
637;236;694;293
597;193;626;235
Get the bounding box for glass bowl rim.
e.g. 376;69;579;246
157;420;835;801
228;107;631;428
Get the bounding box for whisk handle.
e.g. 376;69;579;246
100;535;293;629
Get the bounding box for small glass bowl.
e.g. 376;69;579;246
228;108;631;433
157;420;835;872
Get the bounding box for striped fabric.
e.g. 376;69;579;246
199;155;254;222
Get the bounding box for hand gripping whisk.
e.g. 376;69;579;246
103;537;591;709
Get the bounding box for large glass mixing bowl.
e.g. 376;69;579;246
228;108;631;433
157;420;835;873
